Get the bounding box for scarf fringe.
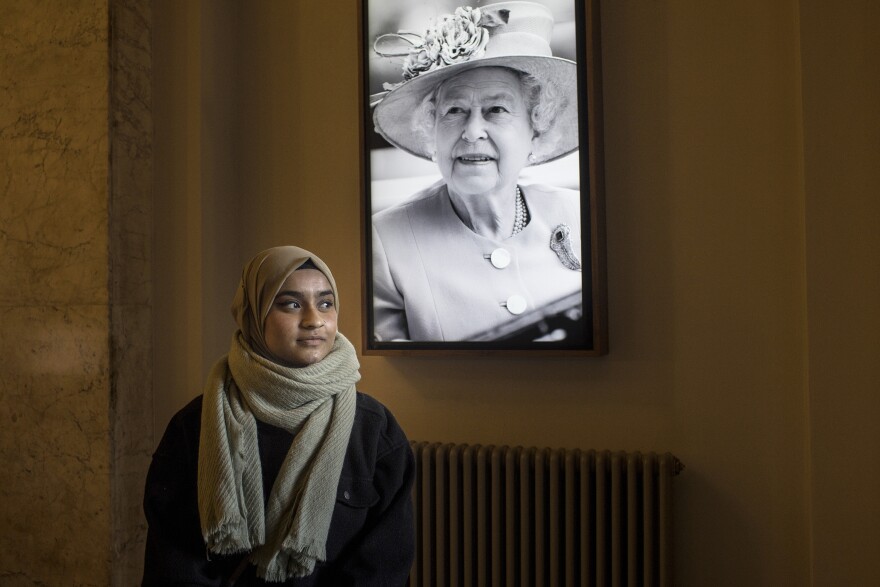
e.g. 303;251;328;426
204;520;257;555
257;545;324;582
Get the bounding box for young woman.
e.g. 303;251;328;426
143;246;414;585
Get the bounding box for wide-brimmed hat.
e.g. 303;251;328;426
371;1;579;165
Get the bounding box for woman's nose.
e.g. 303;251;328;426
461;111;487;142
301;307;324;328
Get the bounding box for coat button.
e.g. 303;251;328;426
489;248;511;269
343;490;350;500
504;294;527;315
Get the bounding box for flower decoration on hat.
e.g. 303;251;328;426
375;7;510;90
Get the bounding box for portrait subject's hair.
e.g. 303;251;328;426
519;71;566;135
411;67;567;160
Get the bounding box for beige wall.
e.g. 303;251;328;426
148;0;874;585
801;1;880;584
152;1;879;585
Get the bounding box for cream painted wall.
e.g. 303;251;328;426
152;1;879;585
800;1;880;584
153;0;206;441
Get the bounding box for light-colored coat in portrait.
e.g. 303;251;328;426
372;181;582;341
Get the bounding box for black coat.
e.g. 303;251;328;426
142;392;415;586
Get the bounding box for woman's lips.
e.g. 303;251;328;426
298;337;325;346
456;154;495;164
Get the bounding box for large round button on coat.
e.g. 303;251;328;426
490;248;511;269
505;294;527;315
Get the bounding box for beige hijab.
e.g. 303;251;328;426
198;246;360;580
231;246;340;361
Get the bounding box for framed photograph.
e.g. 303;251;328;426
359;0;607;355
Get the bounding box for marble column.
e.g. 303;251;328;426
109;0;153;583
0;0;152;584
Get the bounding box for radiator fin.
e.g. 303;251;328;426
409;442;683;587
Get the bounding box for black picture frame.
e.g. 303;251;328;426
359;0;607;356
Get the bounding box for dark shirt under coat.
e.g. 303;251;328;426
142;392;415;586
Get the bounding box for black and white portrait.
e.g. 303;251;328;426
362;0;602;352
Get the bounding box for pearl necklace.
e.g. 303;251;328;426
511;186;529;236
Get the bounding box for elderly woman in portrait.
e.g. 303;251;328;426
371;1;584;343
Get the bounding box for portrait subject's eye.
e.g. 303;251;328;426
487;105;510;115
319;298;336;310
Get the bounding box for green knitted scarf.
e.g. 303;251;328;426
198;331;360;581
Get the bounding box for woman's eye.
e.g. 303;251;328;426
278;299;300;309
488;105;509;114
320;299;335;310
444;106;465;116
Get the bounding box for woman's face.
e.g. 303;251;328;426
433;67;535;198
263;268;338;368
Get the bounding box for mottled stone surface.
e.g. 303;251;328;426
109;304;152;584
0;0;112;581
109;0;153;583
0;306;111;584
0;1;110;308
0;0;153;585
